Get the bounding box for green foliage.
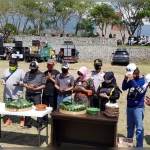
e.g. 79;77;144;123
89;3;117;36
29;29;37;35
3;23;17;35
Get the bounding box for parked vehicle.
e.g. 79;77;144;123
111;48;129;65
27;40;53;62
57;41;79;63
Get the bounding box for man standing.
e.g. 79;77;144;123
55;62;74;108
42;59;60;122
122;63;146;147
89;59;105;107
1;58;25;127
23;61;46;130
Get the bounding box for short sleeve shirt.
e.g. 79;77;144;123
89;70;105;92
55;73;74;95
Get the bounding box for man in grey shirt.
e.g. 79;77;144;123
23;61;46;130
1;58;25;127
55;62;74;108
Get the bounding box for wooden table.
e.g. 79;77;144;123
51;109;118;148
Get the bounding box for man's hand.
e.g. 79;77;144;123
59;88;65;92
13;81;19;86
124;75;128;80
1;81;6;85
127;74;134;80
48;72;52;79
28;84;37;90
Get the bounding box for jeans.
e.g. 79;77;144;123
126;107;145;147
57;95;72;108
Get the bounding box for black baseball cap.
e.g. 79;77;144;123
94;59;102;66
29;61;38;69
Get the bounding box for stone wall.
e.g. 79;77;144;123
4;36;150;62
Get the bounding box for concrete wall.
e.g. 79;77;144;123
4;36;150;62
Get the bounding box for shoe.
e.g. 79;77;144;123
20;119;24;127
4;119;12;127
22;125;31;129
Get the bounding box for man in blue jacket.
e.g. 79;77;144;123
122;63;147;147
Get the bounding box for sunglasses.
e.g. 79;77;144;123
78;72;83;76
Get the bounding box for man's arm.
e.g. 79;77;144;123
122;76;130;91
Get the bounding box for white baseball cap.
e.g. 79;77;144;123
126;63;136;76
143;74;150;88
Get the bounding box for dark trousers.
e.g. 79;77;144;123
90;96;100;108
25;94;42;127
42;94;57;122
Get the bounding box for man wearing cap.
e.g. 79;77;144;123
23;61;46;130
122;63;147;147
1;58;25;127
55;62;74;107
89;59;105;107
42;59;60;123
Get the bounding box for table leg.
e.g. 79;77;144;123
38;119;41;147
46;114;48;145
0;114;1;138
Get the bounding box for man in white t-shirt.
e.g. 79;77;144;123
89;59;105;107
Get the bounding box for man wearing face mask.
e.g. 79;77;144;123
23;61;46;130
1;58;25;127
55;62;74;108
42;59;60;122
89;59;105;107
122;63;146;147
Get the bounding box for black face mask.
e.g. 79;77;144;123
30;69;38;73
94;65;101;71
62;68;68;74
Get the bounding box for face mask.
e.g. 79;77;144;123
47;65;53;70
94;65;101;71
62;68;68;74
9;66;17;71
30;69;38;73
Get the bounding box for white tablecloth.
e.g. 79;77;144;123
0;103;53;117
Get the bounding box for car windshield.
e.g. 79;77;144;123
115;51;128;55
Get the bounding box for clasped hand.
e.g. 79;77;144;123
100;93;109;99
28;84;37;90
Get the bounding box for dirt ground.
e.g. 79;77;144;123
0;60;150;147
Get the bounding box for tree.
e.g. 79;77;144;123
89;3;118;36
77;18;94;37
3;23;17;35
111;2;148;36
74;2;95;35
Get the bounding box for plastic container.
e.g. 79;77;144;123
87;107;100;115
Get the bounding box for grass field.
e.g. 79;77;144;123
0;60;150;147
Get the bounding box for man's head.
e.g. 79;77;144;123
29;61;39;73
126;63;140;79
47;59;55;70
94;59;102;71
61;62;69;74
9;58;18;71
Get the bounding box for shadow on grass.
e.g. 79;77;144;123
0;130;48;147
144;135;150;145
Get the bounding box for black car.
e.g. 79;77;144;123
111;48;129;65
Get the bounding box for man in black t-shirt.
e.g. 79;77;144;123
42;59;60;116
